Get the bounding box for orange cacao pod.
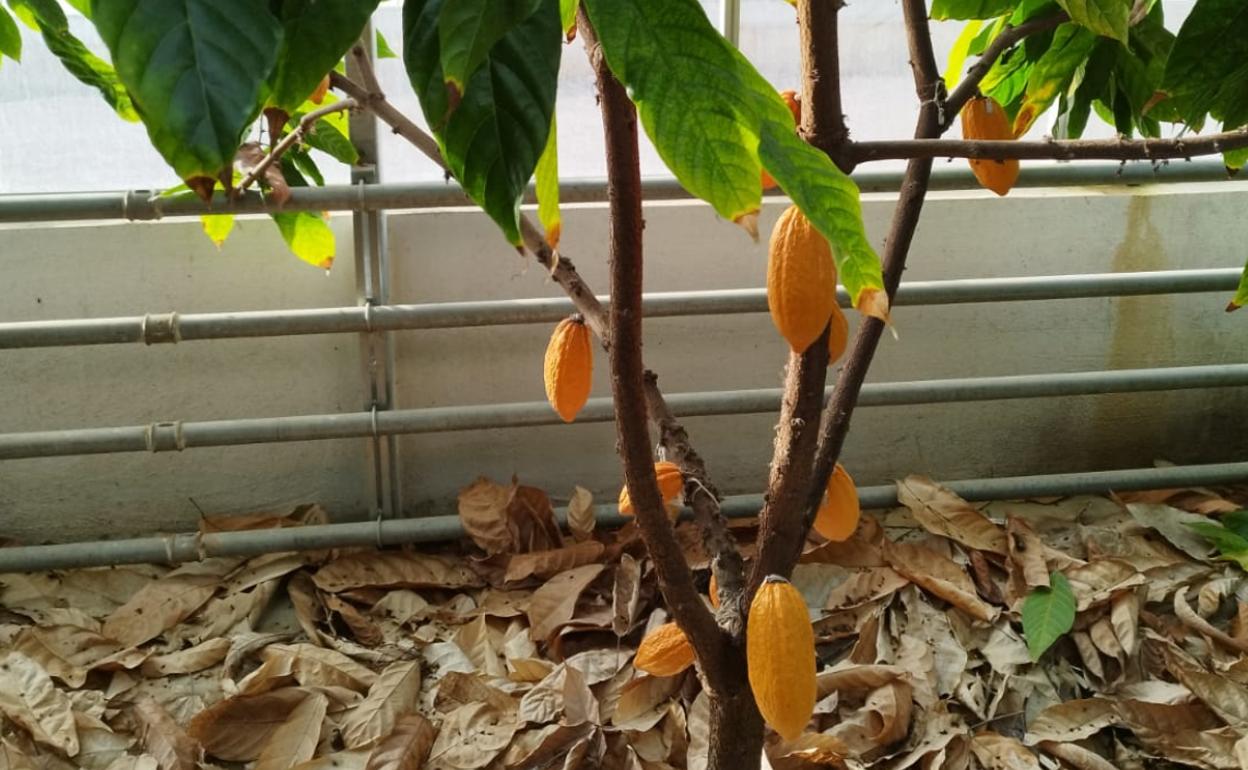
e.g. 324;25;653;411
813;464;860;542
618;461;684;515
543;316;592;422
310;75;331;105
635;622;695;676
960;95;1019;196
762;90;802;190
827;304;849;362
708;572;720;608
767;205;837;353
747;576;816;740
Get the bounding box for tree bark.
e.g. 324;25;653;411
705;650;764;770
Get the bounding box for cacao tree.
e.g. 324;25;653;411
4;0;1248;766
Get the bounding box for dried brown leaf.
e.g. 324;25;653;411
237;143;291;206
883;541;999;622
340;660;421;749
527;564;605;642
612;554;643;638
1164;647;1248;730
261;643;377;692
75;715;134;770
502;723;593;770
970;731;1040;770
509;484;564;553
1064;559;1145;611
364;713;435;770
140;638;230;677
612;675;682;731
0;739;37;770
427;703;517;769
566;487;596;542
1126;503;1215;561
1174;587;1248;654
1006;516;1049;589
313;552;482;593
323;593;385;646
0;652;80;756
102;575;219;647
290;750;371;770
1024;699;1117;744
1111;590;1140;657
13;626;140;688
897;476;1007;554
188;688;314;761
823;568;908;611
433;671;517;714
459;477;515;555
505;542;606;583
253;691;328;770
1035;741;1116;770
132;697;201;770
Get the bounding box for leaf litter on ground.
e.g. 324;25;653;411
1;478;1248;769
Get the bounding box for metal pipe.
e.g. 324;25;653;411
0;160;1235;224
0;363;1244;460
0;268;1237;350
4;460;1248;572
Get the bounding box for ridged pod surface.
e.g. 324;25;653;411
960;96;1019;196
814;463;861;542
747;576;816;740
767;205;838;353
543;316;592;422
634;622;695;676
828;305;849;362
618;461;684;515
762;90;801;190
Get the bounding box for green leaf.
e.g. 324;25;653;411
931;0;1016;20
291;93;359;164
1161;0;1248;127
534;114;560;248
1022;572;1076;660
38;22;138;121
376;28;397;58
201;214;235;247
92;0;283;187
1013;22;1097;134
8;0;66;31
560;0;577;35
64;0;91;17
1056;0;1128;42
268;0;381;114
1228;260;1248;312
582;0;886;314
404;0;562;245
945;20;984;91
1057;38;1114;138
1225;147;1248;170
437;0;542;97
1221;510;1248;540
1187;520;1248;556
273;212;335;269
0;4;20;60
287;146;325;186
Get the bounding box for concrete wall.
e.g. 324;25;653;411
2;181;1247;542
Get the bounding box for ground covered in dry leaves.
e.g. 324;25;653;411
3;475;1248;770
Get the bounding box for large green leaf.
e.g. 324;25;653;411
945;19;983;90
404;0;561;245
931;0;1016;20
273;212;336;269
0;5;20;60
1013;23;1097;133
9;0;66;31
582;0;885;314
534;114;561;248
268;0;381;114
1161;0;1248;127
92;0;283;189
1022;572;1075;660
291;93;358;164
39;22;137;120
1056;0;1128;42
437;0;542;98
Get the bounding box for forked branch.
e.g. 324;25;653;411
237;98;358;195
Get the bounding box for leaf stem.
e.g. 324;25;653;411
237;98;357;196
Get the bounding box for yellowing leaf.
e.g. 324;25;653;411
201;214;235;247
534;115;561;249
272;212;335;270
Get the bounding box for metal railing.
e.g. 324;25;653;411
0;158;1246;572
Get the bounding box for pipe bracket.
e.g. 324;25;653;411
140;313;181;345
145;421;186;453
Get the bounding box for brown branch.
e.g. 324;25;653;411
746;0;845;591
941;12;1069;129
579;12;726;674
237;98;358;194
804;0;943;544
798;0;851;171
643;372;746;634
851;129;1248;163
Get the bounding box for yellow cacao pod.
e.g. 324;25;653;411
828;304;849;362
543;316;592;423
618;461;684;516
635;622;695;677
813;464;860;542
960;95;1019;197
767;205;837;353
762;90;801;191
748;576;816;740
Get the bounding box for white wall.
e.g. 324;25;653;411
1;181;1247;542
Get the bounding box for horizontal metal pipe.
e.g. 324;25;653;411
0;160;1234;224
4;460;1248;572
0;364;1244;460
0;268;1238;349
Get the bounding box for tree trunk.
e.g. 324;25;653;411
705;648;765;770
